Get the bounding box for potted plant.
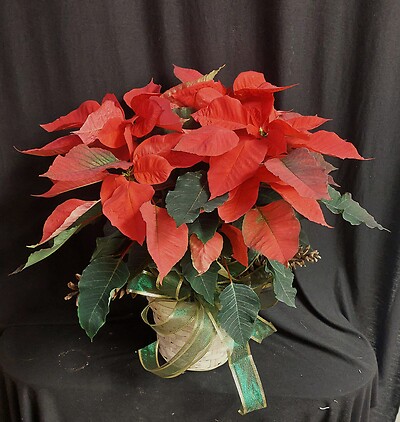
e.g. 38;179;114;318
14;65;387;415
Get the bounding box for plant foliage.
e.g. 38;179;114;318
16;65;386;342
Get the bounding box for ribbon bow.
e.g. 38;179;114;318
128;270;276;415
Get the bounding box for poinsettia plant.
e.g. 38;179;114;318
15;65;387;414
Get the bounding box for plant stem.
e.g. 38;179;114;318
222;257;233;284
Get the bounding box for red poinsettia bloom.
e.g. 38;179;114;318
19;65;371;279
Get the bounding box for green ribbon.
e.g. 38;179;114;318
229;342;267;415
134;270;276;415
223;315;276;414
127;270;191;301
252;315;277;344
141;299;197;336
139;300;215;378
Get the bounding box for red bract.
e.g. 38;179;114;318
263;123;287;157
34;177;107;198
140;202;188;283
133;154;173;185
123;79;161;109
190;232;223;274
242;201;301;264
134;134;182;159
173;65;203;83
35;199;100;246
192;95;250;130
264;148;330;200
233;71;296;95
19;134;82;156
208;136;268;199
73;100;126;147
125;80;184;137
269;183;331;227
133;133;203;169
40;100;100;132
101;175;154;244
131;96;183;137
291;130;366;160
220;224;248;267
173;125;239;156
193;87;224;109
218;176;260;223
163;69;226;109
41;144;131;182
163;149;204;168
280;114;331;131
245;98;276;137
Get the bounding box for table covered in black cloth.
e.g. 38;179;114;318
0;273;378;422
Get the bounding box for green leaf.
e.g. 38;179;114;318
12;226;80;274
268;260;296;308
202;193;228;212
259;287;278;310
90;231;127;261
188;211;220;243
181;254;219;304
78;257;130;340
299;225;310;247
127;242;152;277
218;283;260;345
12;202;102;274
166;171;209;226
322;186;388;231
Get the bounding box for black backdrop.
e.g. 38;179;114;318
0;1;399;421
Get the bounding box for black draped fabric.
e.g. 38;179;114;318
0;1;399;421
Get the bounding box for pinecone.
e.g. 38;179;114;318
289;245;321;269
